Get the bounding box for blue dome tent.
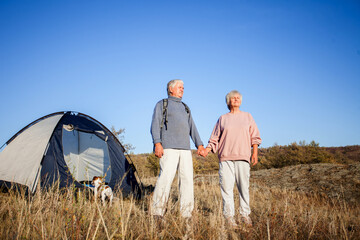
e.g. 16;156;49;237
0;111;142;198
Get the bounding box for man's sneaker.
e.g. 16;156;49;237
225;217;238;228
240;215;253;227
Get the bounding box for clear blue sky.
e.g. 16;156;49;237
1;0;359;154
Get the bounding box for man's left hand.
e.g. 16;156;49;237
197;145;205;156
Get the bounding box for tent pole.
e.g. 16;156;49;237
31;165;42;193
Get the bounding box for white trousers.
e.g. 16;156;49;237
151;149;194;218
219;160;251;218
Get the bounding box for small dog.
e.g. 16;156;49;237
91;176;113;206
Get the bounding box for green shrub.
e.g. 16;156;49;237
146;153;160;177
256;141;337;170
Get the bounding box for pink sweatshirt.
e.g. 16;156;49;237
206;111;262;162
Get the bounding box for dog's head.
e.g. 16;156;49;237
91;176;103;186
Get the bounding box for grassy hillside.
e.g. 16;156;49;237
130;144;360;177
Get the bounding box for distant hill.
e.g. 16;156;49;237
323;145;360;163
253;144;360;170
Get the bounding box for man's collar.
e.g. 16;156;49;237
168;95;182;101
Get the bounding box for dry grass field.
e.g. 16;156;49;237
1;164;359;240
1;144;359;239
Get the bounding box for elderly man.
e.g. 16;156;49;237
150;79;204;219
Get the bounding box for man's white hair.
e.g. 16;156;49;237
167;79;184;96
225;90;242;110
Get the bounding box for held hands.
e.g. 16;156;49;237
198;146;211;157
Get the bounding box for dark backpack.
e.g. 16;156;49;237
160;98;190;130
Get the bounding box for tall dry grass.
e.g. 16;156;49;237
0;176;359;239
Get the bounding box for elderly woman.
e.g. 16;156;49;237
202;90;261;227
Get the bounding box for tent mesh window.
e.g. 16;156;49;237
62;126;111;183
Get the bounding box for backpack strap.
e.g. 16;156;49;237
182;102;190;115
160;99;168;131
160;99;190;131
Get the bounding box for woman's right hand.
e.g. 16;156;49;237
200;147;211;157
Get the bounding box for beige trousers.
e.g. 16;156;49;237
151;149;194;218
219;160;251;218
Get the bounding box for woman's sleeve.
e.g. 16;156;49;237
206;118;222;153
249;114;262;146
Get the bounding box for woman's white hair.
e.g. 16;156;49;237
167;79;184;96
225;90;242;110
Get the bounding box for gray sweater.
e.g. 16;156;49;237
151;96;203;150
